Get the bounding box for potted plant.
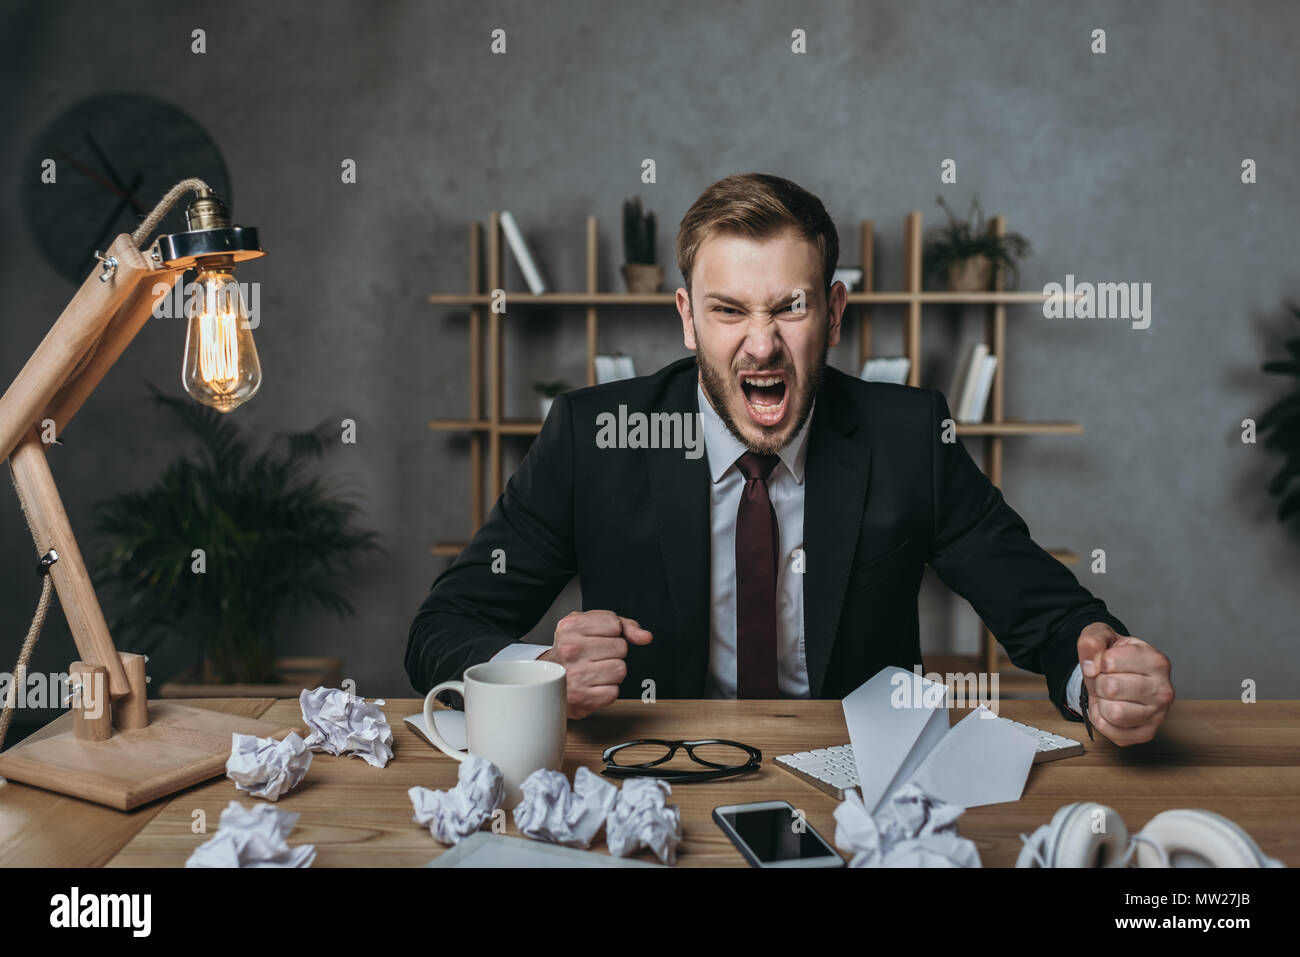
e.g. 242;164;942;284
90;386;382;696
1261;303;1300;523
621;197;662;293
922;194;1032;292
533;380;571;420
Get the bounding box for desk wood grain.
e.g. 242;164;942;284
98;699;1300;868
0;698;277;867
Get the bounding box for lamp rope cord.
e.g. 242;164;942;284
1;461;56;753
130;177;210;248
1;180;208;751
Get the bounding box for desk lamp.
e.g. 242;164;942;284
0;179;296;810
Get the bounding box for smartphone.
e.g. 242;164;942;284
713;799;845;868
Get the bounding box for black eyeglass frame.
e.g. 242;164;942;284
600;738;762;783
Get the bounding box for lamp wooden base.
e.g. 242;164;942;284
0;701;298;811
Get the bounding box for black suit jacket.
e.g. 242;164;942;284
406;356;1126;720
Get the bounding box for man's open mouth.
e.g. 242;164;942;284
739;371;789;427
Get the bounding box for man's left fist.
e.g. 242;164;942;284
1076;622;1174;745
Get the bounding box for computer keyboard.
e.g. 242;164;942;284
774;717;1085;800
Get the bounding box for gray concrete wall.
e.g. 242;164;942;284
2;0;1297;718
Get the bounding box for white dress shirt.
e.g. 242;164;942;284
490;380;1084;712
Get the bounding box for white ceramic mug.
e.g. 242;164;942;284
422;659;567;807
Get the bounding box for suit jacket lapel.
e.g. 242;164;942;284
645;363;711;696
803;372;871;697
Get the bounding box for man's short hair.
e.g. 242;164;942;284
675;172;839;299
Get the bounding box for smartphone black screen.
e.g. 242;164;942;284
718;806;837;862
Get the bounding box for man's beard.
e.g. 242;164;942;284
696;321;828;456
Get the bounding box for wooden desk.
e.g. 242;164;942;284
0;698;279;867
0;699;1295;867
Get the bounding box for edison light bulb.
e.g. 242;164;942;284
182;266;261;412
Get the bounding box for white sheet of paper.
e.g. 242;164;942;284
424;832;663;868
906;706;1038;808
404;710;468;752
843;666;950;814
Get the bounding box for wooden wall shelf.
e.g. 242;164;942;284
955;420;1082;436
428;209;1086;688
427;290;1075;307
428;292;673;306
428;418;545;434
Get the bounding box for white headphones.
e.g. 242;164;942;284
1017;802;1285;868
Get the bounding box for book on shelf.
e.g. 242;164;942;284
949;343;988;423
499;211;548;295
966;355;998;423
594;354;637;384
858;356;911;385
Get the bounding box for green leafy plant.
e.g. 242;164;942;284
623;197;657;265
90;386;383;684
1261;303;1300;522
922;194;1032;290
532;380;571;398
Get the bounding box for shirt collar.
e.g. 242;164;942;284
696;380;814;486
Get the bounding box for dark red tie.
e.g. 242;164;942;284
735;451;781;698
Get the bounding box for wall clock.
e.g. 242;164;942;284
22;93;231;284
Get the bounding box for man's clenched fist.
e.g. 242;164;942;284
539;610;653;719
1076;622;1174;745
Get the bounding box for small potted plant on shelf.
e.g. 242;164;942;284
622;197;662;294
1261;303;1300;523
922;194;1032;292
534;380;571;420
90;386;382;697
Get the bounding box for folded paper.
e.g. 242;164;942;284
300;686;394;768
843;665;950;814
513;766;618;848
906;705;1037;808
833;781;980;867
225;730;312;801
605;777;683;865
186;801;316;868
843;667;1037;812
409;753;505;845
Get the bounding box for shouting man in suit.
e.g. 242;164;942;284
406;172;1174;744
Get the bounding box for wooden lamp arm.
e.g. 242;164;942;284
1;233;180;700
0;234;154;463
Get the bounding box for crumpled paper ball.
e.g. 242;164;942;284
226;730;312;801
186;801;316;868
605;777;683;865
299;686;393;768
409;754;505;844
833;781;981;867
512;766;619;848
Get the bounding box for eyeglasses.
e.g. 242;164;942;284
600;738;762;783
